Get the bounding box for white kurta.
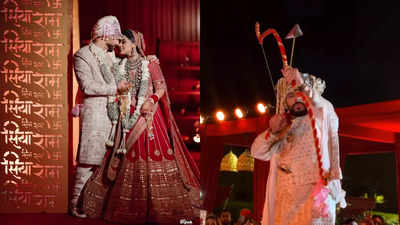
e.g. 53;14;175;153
251;96;346;225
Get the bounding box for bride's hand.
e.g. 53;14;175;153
117;80;133;93
140;100;154;114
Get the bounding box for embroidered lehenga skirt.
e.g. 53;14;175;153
82;107;197;224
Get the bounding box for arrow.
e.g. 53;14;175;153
285;24;303;67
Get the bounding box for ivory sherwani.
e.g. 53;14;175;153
74;44;117;165
251;88;346;225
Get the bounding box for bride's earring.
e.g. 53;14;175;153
131;46;138;58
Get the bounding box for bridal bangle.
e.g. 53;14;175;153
150;94;159;103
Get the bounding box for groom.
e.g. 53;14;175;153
70;15;132;218
251;67;346;224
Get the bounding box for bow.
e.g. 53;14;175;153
255;22;288;67
255;22;288;98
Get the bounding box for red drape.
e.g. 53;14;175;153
79;0;200;53
158;41;200;65
200;132;226;211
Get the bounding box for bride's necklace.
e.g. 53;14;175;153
126;56;143;96
126;57;141;70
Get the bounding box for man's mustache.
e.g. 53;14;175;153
106;43;115;52
289;102;308;117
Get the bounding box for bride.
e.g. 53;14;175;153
81;29;200;225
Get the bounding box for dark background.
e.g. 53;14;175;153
201;0;400;116
343;153;398;213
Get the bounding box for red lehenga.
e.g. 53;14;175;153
81;60;200;225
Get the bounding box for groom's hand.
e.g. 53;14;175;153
117;80;133;93
269;114;289;134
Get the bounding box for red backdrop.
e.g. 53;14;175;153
79;0;200;54
0;0;72;213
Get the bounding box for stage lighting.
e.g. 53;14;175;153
234;108;244;119
200;116;204;124
182;135;190;142
257;103;267;114
193;133;200;143
216;111;225;121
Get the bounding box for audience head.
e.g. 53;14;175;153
206;214;218;225
372;215;384;225
220;210;232;225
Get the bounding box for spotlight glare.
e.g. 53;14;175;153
200;116;204;124
257;103;267;114
193;133;200;143
216;111;225;121
235;108;244;119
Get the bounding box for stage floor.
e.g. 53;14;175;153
1;213;120;225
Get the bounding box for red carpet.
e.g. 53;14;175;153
0;213;122;225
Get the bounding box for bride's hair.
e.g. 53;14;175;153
122;29;135;43
122;29;146;57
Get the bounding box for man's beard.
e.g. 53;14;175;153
106;43;114;52
289;102;308;117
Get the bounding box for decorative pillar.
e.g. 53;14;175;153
395;133;400;220
0;0;73;212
